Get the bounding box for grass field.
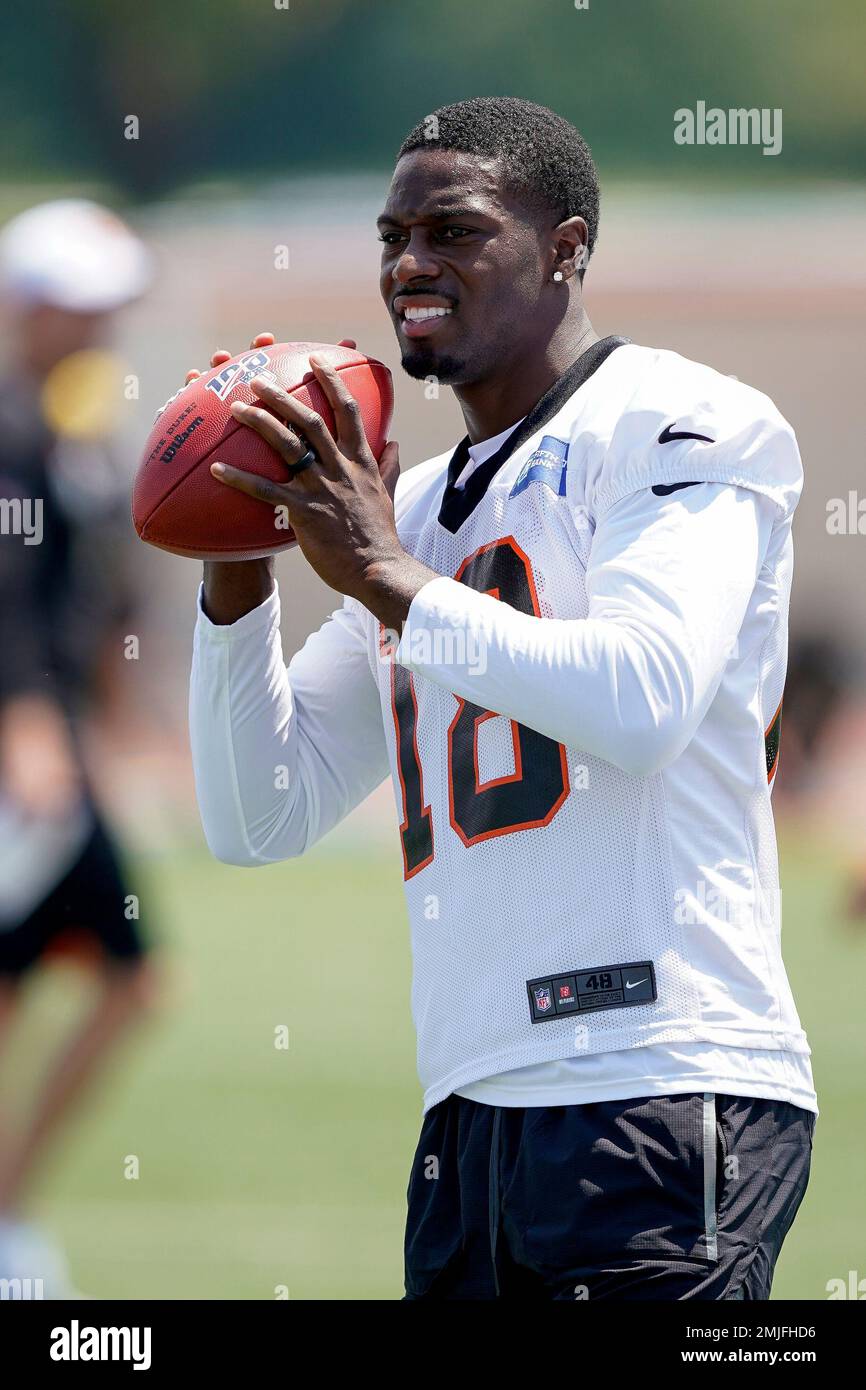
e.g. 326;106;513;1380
14;827;866;1300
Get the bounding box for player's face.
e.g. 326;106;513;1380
378;149;552;386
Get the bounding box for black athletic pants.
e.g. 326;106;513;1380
404;1091;814;1300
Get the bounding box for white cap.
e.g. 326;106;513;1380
0;199;152;313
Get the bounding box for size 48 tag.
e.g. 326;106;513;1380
527;961;656;1023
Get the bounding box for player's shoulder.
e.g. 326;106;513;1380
593;342;794;444
580;342;802;518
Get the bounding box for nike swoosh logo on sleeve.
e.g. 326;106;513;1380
658;423;715;445
651;480;701;496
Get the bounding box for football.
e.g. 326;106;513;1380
132;341;393;560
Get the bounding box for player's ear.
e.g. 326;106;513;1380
551;215;589;283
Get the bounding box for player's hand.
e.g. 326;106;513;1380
183;333;359;384
209;355;432;629
190;333;365;628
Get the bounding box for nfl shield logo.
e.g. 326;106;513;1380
534;986;552;1013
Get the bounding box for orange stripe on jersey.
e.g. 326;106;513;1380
764;698;783;783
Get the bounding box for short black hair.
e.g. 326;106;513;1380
397;96;600;273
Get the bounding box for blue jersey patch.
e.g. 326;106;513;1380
510;435;569;499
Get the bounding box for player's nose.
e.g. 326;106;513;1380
390;237;441;286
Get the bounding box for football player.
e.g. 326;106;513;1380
187;98;815;1299
0;201;158;1287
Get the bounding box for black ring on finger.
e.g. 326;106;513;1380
284;445;317;480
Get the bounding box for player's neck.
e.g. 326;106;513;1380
455;312;599;445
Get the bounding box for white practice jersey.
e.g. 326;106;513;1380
190;339;816;1115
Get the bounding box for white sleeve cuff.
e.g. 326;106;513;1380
395;575;514;714
194;579;280;642
396;576;489;674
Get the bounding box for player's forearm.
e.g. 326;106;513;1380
189;583;390;865
395;581;700;777
396;483;767;778
201;558;275;625
189;582;309;865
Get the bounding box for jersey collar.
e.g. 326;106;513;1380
437;335;631;534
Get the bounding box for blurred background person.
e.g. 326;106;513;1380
0;200;158;1294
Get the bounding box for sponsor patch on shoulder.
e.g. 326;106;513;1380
510;435;569;498
527;960;656;1022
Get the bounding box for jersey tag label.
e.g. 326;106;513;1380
509;435;569;499
527;961;657;1023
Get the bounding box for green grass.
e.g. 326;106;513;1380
16;830;866;1300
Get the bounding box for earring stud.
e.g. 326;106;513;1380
553;271;564;282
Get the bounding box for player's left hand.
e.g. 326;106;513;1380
210;354;431;626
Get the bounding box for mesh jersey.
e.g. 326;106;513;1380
365;341;808;1109
189;339;811;1115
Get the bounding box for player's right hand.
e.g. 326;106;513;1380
183;333;359;384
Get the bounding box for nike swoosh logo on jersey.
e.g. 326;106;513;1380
651;480;701;496
658;423;715;445
625;978;648;989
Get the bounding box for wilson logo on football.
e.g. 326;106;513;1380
160;415;205;463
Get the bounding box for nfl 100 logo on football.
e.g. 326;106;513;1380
510;435;569;499
205;349;275;401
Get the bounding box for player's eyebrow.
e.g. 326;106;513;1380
376;205;490;229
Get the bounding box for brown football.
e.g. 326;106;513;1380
132;341;393;560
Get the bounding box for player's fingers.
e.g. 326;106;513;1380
337;338;357;350
229;400;307;468
379;441;401;502
249;332;276;348
209;461;289;508
245;377;336;469
307;355;369;457
187;347;231;383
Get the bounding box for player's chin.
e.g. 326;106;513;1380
399;347;468;384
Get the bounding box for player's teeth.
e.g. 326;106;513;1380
404;306;451;321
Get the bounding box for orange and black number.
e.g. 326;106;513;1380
390;537;569;877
